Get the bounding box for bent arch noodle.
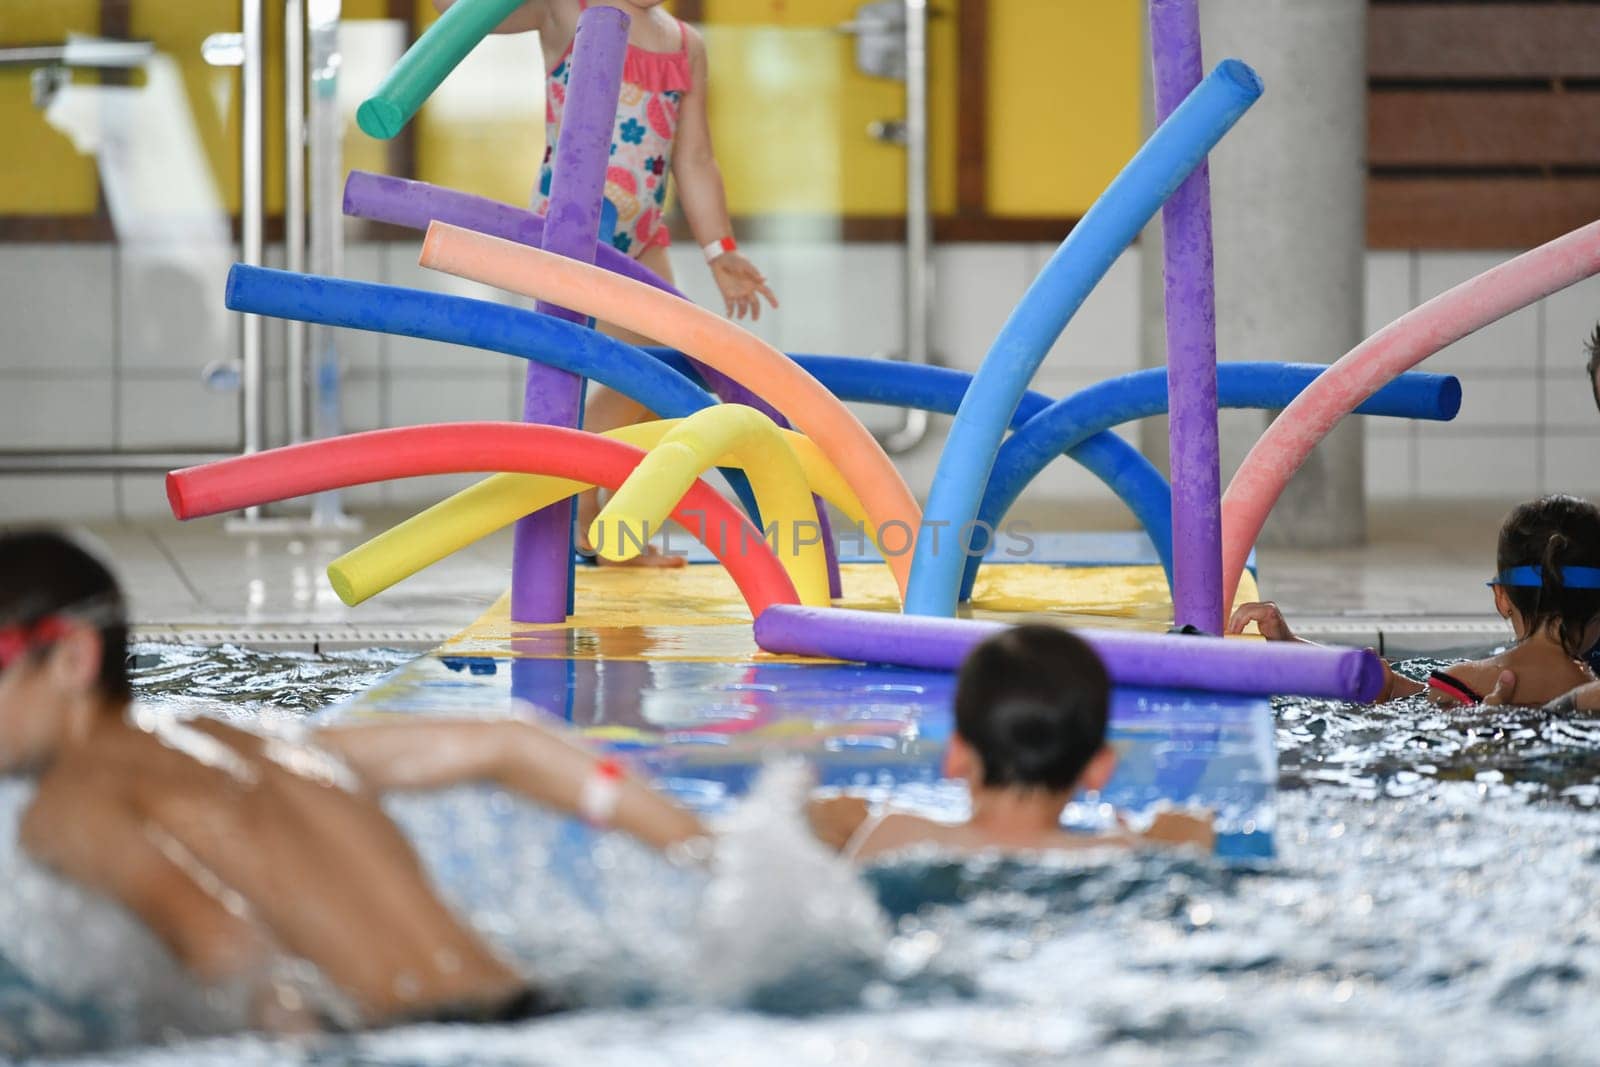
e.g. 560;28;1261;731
165;424;801;618
1220;219;1600;605
417;222;923;602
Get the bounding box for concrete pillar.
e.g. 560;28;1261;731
1137;14;1171;475
1159;0;1368;548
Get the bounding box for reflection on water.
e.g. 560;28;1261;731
2;646;1598;1064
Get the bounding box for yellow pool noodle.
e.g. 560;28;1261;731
327;416;866;607
590;405;829;604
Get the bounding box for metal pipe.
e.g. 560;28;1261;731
307;0;353;526
882;0;930;454
0;452;234;474
0;39;153;67
240;0;265;519
285;0;308;446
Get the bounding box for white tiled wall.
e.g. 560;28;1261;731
1;240;1597;521
1367;250;1600;501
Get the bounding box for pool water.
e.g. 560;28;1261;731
3;645;1599;1065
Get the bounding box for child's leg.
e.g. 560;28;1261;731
579;243;685;566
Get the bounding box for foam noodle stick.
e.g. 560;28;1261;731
906;59;1262;618
1221;218;1600;606
517;6;628;624
356;0;527;139
341;168;844;598
591;406;830;604
225;266;717;420
754;606;1385;702
419;220;923;601
224;263;769;523
638;350;1457;599
340;171;773;415
328;419;867;607
958;363;1463;601
1151;0;1224;635
166;424;799;618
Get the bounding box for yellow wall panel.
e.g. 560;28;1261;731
0;2;102;213
701;0;957;217
986;0;1143;218
409;0;547;207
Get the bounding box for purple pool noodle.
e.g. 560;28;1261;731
754;606;1385;702
1151;0;1224;636
345;170;773;417
343;170;842;594
511;5;629;623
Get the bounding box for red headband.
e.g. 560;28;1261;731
0;617;73;673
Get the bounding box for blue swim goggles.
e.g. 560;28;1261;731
1487;565;1600;589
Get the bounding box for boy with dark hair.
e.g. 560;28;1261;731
0;528;708;1032
808;625;1213;860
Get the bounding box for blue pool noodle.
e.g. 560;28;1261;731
225;265;764;523
642;348;1169;572
957;362;1461;601
906;59;1264;616
644;349;1456;597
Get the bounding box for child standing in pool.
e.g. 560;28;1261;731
433;0;779;563
1230;494;1600;707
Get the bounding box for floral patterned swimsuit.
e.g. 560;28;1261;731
531;3;690;258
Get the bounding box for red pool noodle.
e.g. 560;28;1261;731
1221;219;1600;605
166;424;800;617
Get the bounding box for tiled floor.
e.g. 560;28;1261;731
84;500;1513;654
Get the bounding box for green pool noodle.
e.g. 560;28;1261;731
357;0;529;140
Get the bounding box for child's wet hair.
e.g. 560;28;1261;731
0;527;130;701
1497;495;1600;659
953;624;1110;791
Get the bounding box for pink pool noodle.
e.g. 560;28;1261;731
1151;0;1224;635
1221;219;1600;605
515;5;628;624
165;424;800;618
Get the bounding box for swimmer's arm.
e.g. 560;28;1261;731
314;719;708;853
670;27;777;320
805;795;871;852
1133;810;1216;851
1380;663;1425;702
1230;602;1425;701
20;790;272;985
429;0;549;34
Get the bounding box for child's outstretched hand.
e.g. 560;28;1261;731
1227;601;1298;642
711;251;778;321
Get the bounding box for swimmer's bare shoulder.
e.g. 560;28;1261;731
21;746;273;985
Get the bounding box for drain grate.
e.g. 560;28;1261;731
132;625;455;654
1295;617;1511;656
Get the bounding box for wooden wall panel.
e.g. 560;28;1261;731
1367;1;1600;248
1370;90;1600;168
1370;3;1600;81
1369;176;1600;249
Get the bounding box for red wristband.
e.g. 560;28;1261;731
702;236;737;263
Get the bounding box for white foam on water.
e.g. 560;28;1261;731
693;761;890;1008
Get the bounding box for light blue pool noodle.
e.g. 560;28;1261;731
637;349;1452;600
905;59;1263;616
642;348;1165;572
224;265;764;524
